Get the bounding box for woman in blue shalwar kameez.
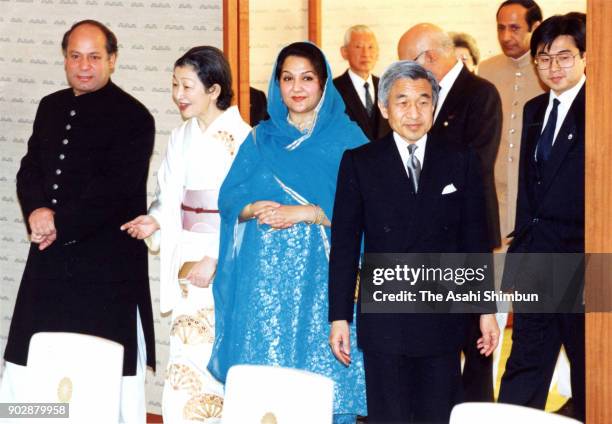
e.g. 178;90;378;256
208;42;367;423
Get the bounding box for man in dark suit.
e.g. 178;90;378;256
328;60;499;424
498;14;586;422
249;86;269;126
0;20;156;421
398;23;502;249
398;23;503;402
333;25;390;141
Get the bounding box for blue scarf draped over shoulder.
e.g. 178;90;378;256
208;43;367;381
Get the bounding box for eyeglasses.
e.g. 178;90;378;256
413;49;434;64
534;52;581;70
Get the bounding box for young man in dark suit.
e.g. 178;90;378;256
249;86;269;126
498;13;586;422
333;25;390;141
328;60;499;424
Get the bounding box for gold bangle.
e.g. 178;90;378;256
245;203;253;219
316;206;325;225
308;205;324;225
305;204;317;224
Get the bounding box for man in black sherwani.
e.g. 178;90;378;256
1;20;155;422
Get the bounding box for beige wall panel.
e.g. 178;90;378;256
249;0;308;92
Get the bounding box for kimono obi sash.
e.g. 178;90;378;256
181;189;220;233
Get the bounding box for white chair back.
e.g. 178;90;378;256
450;402;583;424
223;365;334;424
26;332;124;423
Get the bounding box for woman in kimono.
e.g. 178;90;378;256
209;42;367;423
122;46;250;422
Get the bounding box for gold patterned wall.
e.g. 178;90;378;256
249;0;309;92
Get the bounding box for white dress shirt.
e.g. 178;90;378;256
542;74;586;144
348;68;375;108
394;131;427;179
434;60;464;122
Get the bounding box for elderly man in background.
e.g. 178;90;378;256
334;25;390;141
477;0;546;407
0;20;156;422
398;23;502;403
398;23;501;250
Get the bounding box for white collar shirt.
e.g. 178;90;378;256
543;74;586;145
434;60;464;122
394;131;427;178
348;68;375;108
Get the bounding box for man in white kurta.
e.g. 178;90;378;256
477;0;546;395
478;0;545;250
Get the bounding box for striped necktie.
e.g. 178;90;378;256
407;144;421;193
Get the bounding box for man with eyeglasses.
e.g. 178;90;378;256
398;24;502;251
498;13;586;422
398;23;503;404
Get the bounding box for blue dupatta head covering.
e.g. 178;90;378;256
249;41;367;218
208;42;368;382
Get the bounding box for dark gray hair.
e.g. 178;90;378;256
378;60;440;107
450;32;480;65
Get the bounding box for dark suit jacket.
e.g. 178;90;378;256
249;86;269;127
509;86;585;254
333;70;390;141
329;132;490;357
430;66;502;248
499;87;585;422
501;87;585;307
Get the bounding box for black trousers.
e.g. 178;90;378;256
498;313;585;422
4;276;155;375
363;349;463;424
461;314;494;402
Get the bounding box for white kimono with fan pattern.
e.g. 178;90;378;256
147;107;250;422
